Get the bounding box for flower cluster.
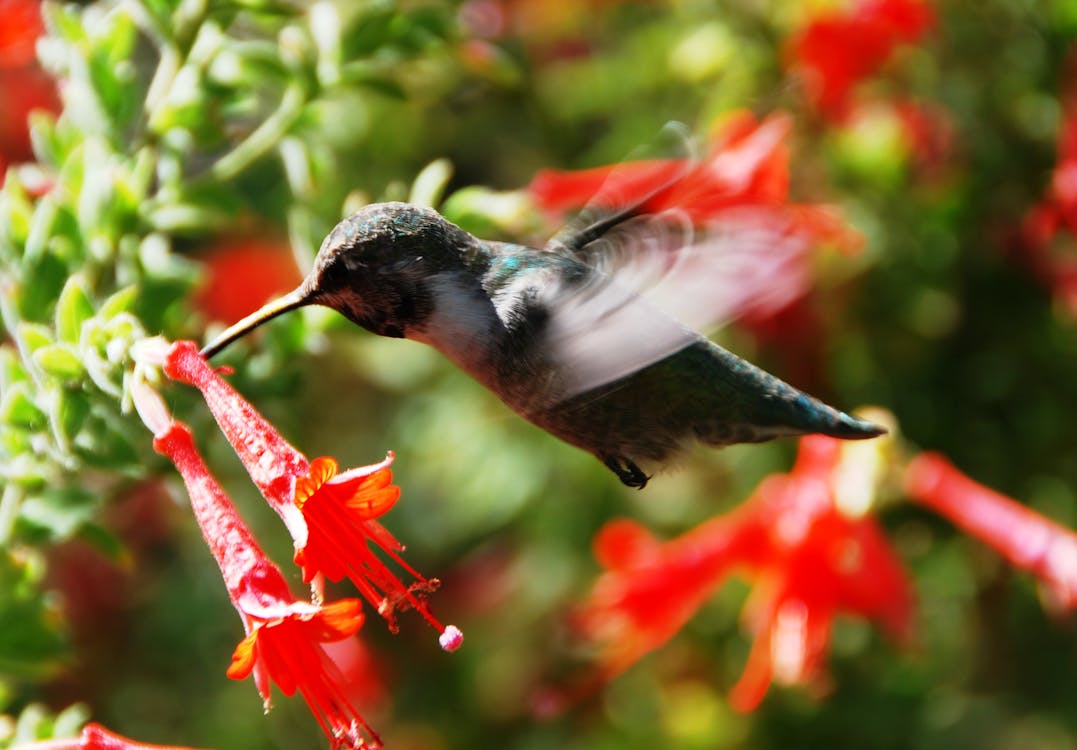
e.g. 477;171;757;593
574;434;914;712
572;417;1077;713
787;0;934;120
132;340;461;748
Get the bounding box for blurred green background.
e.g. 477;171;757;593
3;0;1077;748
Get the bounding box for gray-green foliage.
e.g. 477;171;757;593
0;0;459;704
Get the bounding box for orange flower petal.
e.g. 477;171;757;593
226;630;259;680
315;599;366;640
295;456;339;508
341;478;400;520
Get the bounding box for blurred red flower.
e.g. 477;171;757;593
529;111;862;336
194;237;303;324
892;99;955;173
531;111;856;245
787;0;934;119
905;452;1077;611
0;0;58;175
1015;50;1077;318
159;340;461;648
0;0;43;68
130;376;380;750
575;435;914;711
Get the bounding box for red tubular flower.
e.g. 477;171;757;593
529;111;861;331
129;378;380;750
575;435;914;712
531;111;848;233
787;0;934;119
905;452;1077;611
24;723;209;750
531;111;862;252
158;340;460;646
576;515;764;676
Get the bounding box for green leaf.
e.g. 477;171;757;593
54;278;95;344
18;487;98;541
409;158;453;208
86;12;140;130
2;454;51;487
0;383;47;430
22;195;59;265
143;202;232;234
56;391;91;444
16;323;54;353
52;703;92;741
0;347;29;390
0;552;67;678
98;286;138;319
45;3;88;44
0;424;33;458
0;176;34;254
33;345;85;380
72;414;140;469
20;246;77;324
142;182;243;235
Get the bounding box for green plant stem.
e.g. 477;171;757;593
210;83;307;182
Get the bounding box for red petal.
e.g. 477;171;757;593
593;519;661;570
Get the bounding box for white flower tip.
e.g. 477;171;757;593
130;335;172;366
439;624;463;652
130;375;172;436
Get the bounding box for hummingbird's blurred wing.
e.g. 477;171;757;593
539;207;812;398
542;122;696;256
582;206;812;333
534;119;812;398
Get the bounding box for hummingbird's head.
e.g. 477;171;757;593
200;202;478;358
306;202;478;338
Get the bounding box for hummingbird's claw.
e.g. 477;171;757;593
602;454;650;489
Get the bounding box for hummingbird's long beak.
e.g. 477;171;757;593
200;287;311;358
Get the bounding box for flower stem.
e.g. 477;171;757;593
211;84;307;182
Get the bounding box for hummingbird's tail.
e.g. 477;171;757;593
738;383;888;444
809;406;887;440
698;341;887;445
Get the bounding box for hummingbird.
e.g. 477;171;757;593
201;201;883;488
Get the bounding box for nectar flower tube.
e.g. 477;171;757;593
130;374;380;750
23;723;208;750
147;339;461;647
906;452;1077;611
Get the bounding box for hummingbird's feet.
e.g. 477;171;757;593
602;454;650;489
